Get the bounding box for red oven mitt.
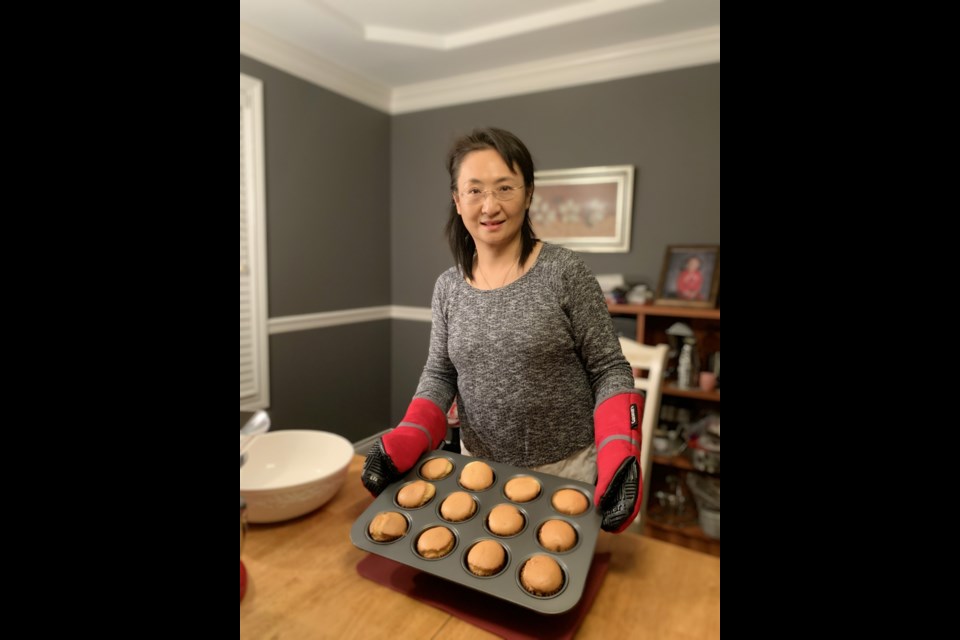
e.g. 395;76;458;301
361;397;447;497
594;390;645;533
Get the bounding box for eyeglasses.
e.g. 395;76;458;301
458;185;524;205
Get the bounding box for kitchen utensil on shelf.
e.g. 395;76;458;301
664;322;694;380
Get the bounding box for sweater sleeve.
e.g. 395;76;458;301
560;254;635;406
413;273;458;412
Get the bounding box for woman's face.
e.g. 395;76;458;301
453;149;531;252
685;257;701;271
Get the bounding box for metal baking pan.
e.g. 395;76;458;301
350;450;602;614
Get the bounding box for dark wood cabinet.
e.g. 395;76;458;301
608;303;720;556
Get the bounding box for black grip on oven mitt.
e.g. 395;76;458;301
593;390;645;533
361;398;447;497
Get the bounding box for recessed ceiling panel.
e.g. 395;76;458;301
321;0;587;33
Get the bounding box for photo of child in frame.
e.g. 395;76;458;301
655;245;720;308
675;255;705;300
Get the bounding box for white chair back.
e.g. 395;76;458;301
617;337;669;531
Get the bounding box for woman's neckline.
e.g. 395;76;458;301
466;241;546;292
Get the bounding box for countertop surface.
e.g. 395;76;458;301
240;455;720;639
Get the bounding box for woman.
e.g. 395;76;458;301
362;127;644;532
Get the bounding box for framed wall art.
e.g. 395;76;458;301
529;165;634;252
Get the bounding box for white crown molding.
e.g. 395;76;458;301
391;27;720;114
363;0;662;51
240;21;391;113
364;26;446;50
241;23;718;115
267;306;432;335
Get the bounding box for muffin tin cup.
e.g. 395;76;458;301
457;468;497;492
351;451;602;615
412;524;459;561
437;493;481;524
515;552;570;600
533;517;583;555
417;456;457;482
500;474;544;504
363;511;415;546
461;538;511;580
483;504;530;539
393;480;438;510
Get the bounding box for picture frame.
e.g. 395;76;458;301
654;245;720;308
529;165;634;252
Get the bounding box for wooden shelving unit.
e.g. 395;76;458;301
608;303;720;346
608;302;721;555
651;452;695;472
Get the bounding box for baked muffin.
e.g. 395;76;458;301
396;480;436;508
368;511;408;542
538;519;577;552
520;555;564;596
416;526;455;559
459;461;495;491
420;457;453;480
440;491;477;522
487;504;525;536
504;476;541;502
551;489;589;515
467;540;506;577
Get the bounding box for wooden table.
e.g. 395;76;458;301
240;456;720;639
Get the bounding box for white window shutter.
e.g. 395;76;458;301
240;73;269;410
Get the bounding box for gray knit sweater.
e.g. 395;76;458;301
414;243;634;468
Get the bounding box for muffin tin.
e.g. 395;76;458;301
350;451;602;614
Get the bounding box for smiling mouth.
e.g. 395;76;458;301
481;220;505;228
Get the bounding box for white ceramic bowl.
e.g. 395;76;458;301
240;430;354;523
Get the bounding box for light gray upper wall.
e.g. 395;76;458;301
240;55;392;317
390;64;721;307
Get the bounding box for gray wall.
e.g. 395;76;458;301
390;65;721;422
239;55;720;440
271;323;390;439
240;55;392;440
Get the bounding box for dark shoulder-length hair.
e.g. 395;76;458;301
444;127;538;281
